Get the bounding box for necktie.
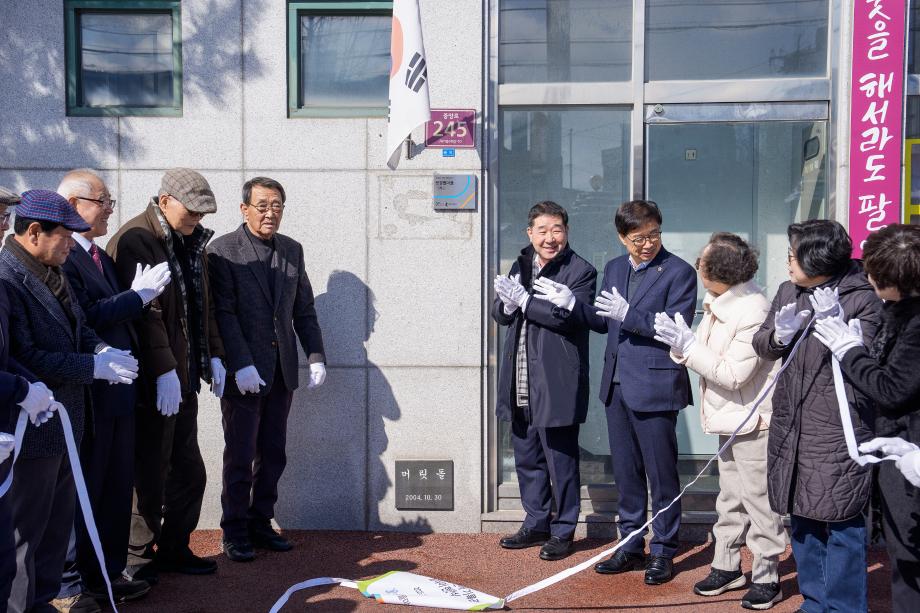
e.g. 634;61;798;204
89;243;104;275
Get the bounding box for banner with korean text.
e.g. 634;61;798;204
848;0;908;256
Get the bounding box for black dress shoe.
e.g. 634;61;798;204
156;549;218;575
539;536;573;561
85;576;152;603
499;527;550;550
594;549;646;574
223;538;256;562
249;522;293;552
644;555;674;585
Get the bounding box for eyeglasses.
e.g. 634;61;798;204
0;212;11;225
245;202;285;214
76;196;116;210
626;230;662;246
787;249;797;263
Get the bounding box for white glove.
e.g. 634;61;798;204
813;317;864;361
594;287;629;322
17;381;56;426
494;274;529;314
131;262;172;305
533;277;576;311
773;302;812;345
308;363;326;389
156;369;181;416
858;436;920;458
809;287;841;320
93;351;139;384
0;433;14;463
653;312;696;356
210;357;226;398
235;365;266;395
897;450;920;487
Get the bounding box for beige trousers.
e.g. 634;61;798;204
712;428;787;584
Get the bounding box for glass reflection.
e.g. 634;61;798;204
497;107;631;484
299;15;390;108
646;0;828;80
499;0;632;83
80;12;174;107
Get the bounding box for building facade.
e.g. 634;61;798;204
0;0;916;535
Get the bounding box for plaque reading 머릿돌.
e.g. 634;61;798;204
395;460;454;511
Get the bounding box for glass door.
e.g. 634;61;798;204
645;104;828;455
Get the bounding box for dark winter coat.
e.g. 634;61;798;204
839;295;920;560
492;244;597;427
753;261;883;522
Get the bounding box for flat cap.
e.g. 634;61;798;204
17;189;91;232
159;168;217;214
0;185;21;206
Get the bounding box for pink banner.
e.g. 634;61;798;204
848;0;908;256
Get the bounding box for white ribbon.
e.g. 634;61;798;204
268;577;355;613
0;407;117;612
830;357;898;466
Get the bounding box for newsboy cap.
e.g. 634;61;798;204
16;189;91;232
159;168;217;214
0;185;21;206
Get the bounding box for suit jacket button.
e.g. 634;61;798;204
271;341;278;347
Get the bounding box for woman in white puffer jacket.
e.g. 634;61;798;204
654;233;786;611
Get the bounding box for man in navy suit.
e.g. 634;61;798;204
55;170;171;611
566;200;696;584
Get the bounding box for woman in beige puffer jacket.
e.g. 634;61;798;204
654;233;786;611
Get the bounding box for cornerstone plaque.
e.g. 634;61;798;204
395;460;454;511
433;174;477;211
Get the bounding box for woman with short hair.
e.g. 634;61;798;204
654;233;786;610
752;219;882;613
812;224;920;613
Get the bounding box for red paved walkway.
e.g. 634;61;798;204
123;531;892;612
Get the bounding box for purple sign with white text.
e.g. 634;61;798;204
848;0;907;256
425;109;476;149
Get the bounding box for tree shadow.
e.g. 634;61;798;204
0;0;266;187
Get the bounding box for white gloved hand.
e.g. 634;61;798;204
17;381;56;426
533;277;576;311
897;450;920;487
156;369;181;416
814;317;864;361
773;302;812;345
858;436;920;458
131;262;172;305
0;432;14;463
594;287;629;322
493;275;516;315
653;312;696;356
308;363;326;389
93;351;139;384
210;357;226;398
809;287;841;319
235;365;266;395
494;274;529;314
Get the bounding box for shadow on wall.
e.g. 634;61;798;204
277;270;433;536
0;0;266;188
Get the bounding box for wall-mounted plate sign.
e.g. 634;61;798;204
433;174;477;211
426;109;476;149
395;460;454;511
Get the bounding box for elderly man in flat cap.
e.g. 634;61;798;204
107;169;226;581
0;189;140;613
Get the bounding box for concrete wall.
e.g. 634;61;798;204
0;0;485;533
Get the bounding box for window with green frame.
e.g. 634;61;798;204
287;1;393;118
65;0;182;117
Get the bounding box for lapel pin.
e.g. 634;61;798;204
657;266;663;272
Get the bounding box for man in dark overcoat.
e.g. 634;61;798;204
207;176;326;562
492;200;597;562
569;200;697;585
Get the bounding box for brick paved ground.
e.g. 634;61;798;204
122;531;891;612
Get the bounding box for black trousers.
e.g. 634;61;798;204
1;459;15;612
606;384;681;557
220;368;293;541
131;393;205;559
510;414;581;541
879;461;920;613
5;455;75;613
75;412;134;586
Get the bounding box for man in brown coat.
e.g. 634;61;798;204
107;168;226;581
